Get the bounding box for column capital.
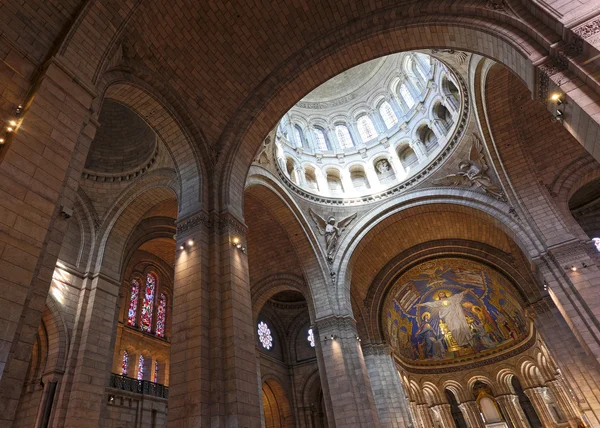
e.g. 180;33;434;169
314;315;356;331
175;210;212;235
361;343;393;357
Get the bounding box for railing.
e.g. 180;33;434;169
109;374;168;399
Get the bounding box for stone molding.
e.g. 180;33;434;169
82;142;159;183
314;315;356;332
175;210;211;234
361;343;393;357
175;211;247;236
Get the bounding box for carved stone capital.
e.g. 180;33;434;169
175;210;211;235
361;343;393;357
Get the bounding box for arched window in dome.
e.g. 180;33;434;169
140;273;156;333
415;53;431;74
350;166;370;190
399;84;415;109
357;116;377;142
294;124;305;148
313;127;329;151
156;293;167;338
379;101;398;129
335;124;354;149
127;279;139;326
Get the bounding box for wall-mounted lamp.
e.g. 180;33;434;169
543;283;548;291
180;239;194;251
356;336;361;342
0;104;24;152
232;236;247;254
566;262;589;272
323;334;336;341
550;92;564;105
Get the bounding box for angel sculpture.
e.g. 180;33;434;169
433;136;506;201
309;209;357;263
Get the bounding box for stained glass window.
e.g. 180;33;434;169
121;350;129;376
357;116;377;141
141;273;156;333
127;279;139;326
156;293;167;338
593;237;600;252
154;360;159;383
258;321;273;350
400;84;415;109
137;355;144;380
307;328;315;348
314;128;329;151
379;102;398;129
335;125;354;148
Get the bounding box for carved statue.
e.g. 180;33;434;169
309;209;357;263
433;135;507;201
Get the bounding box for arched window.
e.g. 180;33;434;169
121;350;129;376
154;360;159;383
314;127;329;151
258;321;273;350
400;84;415;109
127;279;139;326
307;328;315;348
335;124;354;148
379;101;398;129
416;53;431;74
156;293;167;338
357;116;377;141
137;355;144;380
294;124;305;147
141;273;156;333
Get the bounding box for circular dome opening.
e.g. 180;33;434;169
273;51;465;203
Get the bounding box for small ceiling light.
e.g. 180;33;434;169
236;243;242;249
0;138;4;144
232;237;240;245
180;245;185;250
571;266;577;272
9;120;17;127
6;127;13;132
187;239;194;246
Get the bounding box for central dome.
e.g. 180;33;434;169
274;52;465;204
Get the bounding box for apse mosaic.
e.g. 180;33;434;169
383;258;528;365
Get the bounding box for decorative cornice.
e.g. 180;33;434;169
573;18;600;41
218;212;247;235
362;343;393;356
314;315;356;331
296;93;358;110
175;211;211;234
82;141;159;182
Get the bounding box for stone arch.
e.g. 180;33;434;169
92;170;178;279
221;13;548;219
467;375;498;397
422;381;443;405
245;168;333;319
337;189;542;314
97;73;206;216
496;368;520;395
261;377;294;428
519;359;545;388
442;380;468;404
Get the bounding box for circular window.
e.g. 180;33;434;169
257;321;273;350
307;328;315;348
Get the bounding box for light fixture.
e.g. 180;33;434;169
232;236;247;254
550;92;563;105
570;265;577;272
9;120;17;127
232;237;240;245
356;336;361;342
6;126;13;132
0;138;4;144
187;239;194;246
180;245;184;250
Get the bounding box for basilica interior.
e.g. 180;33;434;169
1;1;600;428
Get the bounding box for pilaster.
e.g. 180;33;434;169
458;401;484;428
496;394;531;428
362;344;411;427
524;387;556;427
314;316;380;427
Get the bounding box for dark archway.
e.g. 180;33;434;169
511;376;543;428
445;389;466;428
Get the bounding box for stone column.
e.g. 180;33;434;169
409;141;427;161
364;162;382;191
416;404;434;427
458;401;483;428
314;316;380;427
0;60;97;427
496;394;531;428
529;295;600;426
431;403;454;428
362;344;411;427
524;387;555;427
167;212;211;427
546;379;580;427
340;169;354;194
385;147;406;178
314;168;329;195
